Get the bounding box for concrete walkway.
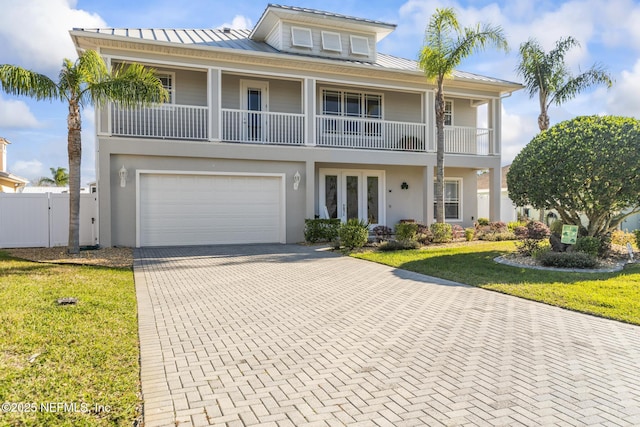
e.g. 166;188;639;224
134;245;640;426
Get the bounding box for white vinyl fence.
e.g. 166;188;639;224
0;193;97;248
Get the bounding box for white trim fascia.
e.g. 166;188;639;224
135;170;287;247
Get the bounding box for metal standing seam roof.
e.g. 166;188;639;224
72;27;521;87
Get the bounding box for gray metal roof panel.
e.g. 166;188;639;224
72;27;520;86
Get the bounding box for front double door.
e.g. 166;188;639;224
319;169;385;227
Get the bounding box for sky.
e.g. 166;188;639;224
1;0;640;186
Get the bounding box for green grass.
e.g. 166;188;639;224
354;241;640;325
0;252;139;426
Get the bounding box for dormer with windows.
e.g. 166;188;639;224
250;4;395;63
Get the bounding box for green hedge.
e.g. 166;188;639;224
304;218;341;243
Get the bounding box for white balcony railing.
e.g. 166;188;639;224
444;126;492;155
222;109;305;145
108;105;493;155
111;104;208;140
316;116;426;151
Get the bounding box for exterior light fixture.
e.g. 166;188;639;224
293;171;301;190
401;182;409;190
119;165;128;188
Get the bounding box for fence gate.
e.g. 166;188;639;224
0;193;97;248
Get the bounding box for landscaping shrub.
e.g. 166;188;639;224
574;236;601;258
538;251;598;269
507;220;527;232
450;224;465;240
611;230;635;247
464;227;475;242
477;217;490;226
514;225;528;239
430;223;453;243
416;223;433;244
516;238;542;256
304;218;340;243
635;229;640;248
378;240;421;251
481;231;516;241
526;221;550;240
489;221;508;233
395;222;419;242
372;225;393;241
338;218;369;250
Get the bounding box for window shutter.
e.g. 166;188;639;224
321;31;342;52
291;27;313;48
350;35;369;56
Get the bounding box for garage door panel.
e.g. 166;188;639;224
139;173;284;246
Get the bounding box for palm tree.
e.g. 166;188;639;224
0;50;167;253
418;8;508;223
517;37;612;132
37;167;69;187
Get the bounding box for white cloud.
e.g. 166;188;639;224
11;159;45;179
606;60;640;118
0;0;106;75
500;106;539;165
0;96;41;128
217;15;252;30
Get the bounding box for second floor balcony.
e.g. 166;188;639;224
110;104;496;155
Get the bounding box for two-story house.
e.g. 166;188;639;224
70;4;522;247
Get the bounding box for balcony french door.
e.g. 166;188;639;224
241;80;268;142
319;169;385;226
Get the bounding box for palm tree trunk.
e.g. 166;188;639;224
435;80;446;223
67;99;82;254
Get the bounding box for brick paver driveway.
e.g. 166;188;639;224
134;245;640;426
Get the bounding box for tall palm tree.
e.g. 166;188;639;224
419;8;508;223
517;37;612;132
0;50;167;253
38;166;69;187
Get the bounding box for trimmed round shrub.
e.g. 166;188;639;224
514;225;528;239
338;218;369;250
538;251;598;269
481;231;516;241
477;217;490;226
430;223;453;243
549;220;564;238
464;227;475;242
416;223;433;244
395;222;419;242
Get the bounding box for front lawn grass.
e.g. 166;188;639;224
0;252;139;426
354;241;640;325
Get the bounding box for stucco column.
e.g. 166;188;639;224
490;98;501;155
208;68;221;141
305;160;315;218
97;148;111;247
304;78;316;146
489;166;501;221
423;165;434;225
425;91;435;152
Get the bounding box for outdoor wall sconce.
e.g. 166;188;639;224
401;182;409;190
119;165;128;188
293;171;301;190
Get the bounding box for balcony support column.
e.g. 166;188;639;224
304;78;316;146
208;68;221;141
489;166;501;221
425;91;435;152
305;160;315;219
489;98;501;155
423;165;434;226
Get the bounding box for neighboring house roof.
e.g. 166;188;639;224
0;171;29;185
71;27;522;90
477;165;510;191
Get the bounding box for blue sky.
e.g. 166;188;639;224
1;0;639;185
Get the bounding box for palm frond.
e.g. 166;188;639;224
90;62;168;108
0;64;60;101
553;65;613;105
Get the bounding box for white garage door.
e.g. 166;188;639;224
138;173;285;246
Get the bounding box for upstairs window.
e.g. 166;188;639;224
321;31;342;52
291;27;313;48
444;100;453;126
158;73;174;104
322;89;382;136
350;35;370;56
